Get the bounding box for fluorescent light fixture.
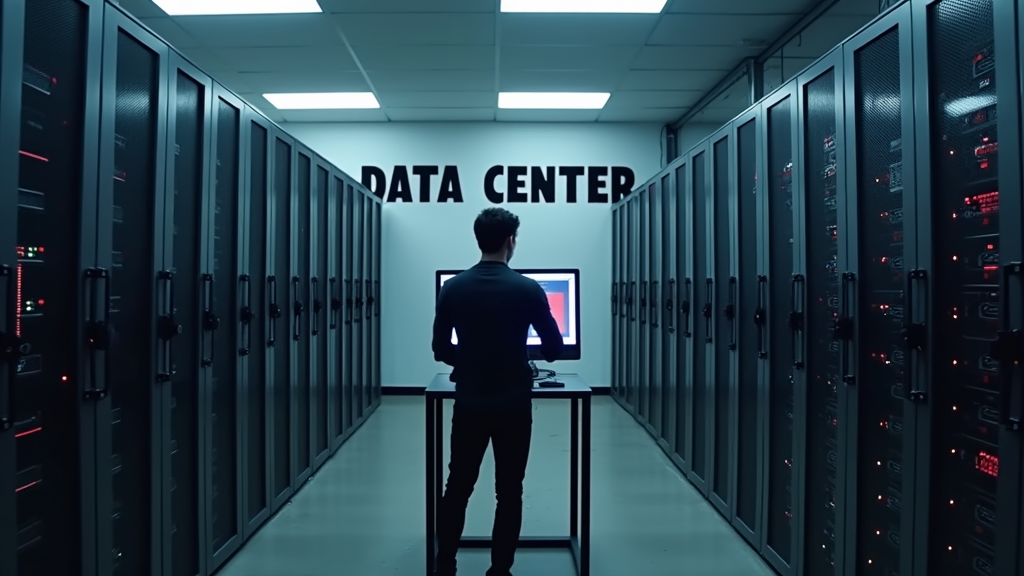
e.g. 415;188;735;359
152;0;322;16
498;92;610;110
263;92;380;110
501;0;667;13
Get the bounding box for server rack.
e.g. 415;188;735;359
913;1;1021;576
164;54;211;576
688;142;711;496
671;158;693;472
373;199;383;403
761;80;802;576
326;171;343;452
732;107;764;548
242;108;272;539
708;125;736;516
648;179;664;437
653;171;671;443
206;85;246;571
311;158;330;471
794;49;846;576
292;147;313;487
0;1;103;575
341;182;356;431
610;205;620;397
268;130;293;513
638;182;652;428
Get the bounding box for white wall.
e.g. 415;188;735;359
284;122;662;388
676;122;720;154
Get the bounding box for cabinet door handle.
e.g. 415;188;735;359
374;280;381;318
156;270;180;382
994;263;1022;430
311;277;321;337
292;276;304;341
202;273;218;367
629;281;637;322
703;278;713;343
611;282;618;316
365;279;373;321
726;276;737;351
650;281;660;328
902;269;928;402
755;275;768;359
344;279;353;325
640;281;648;325
1;265;15;429
682;278;692;338
666;278;676;333
267;275;280;348
239;274;252;356
329;277;339;330
353;280;363;325
790;274;805;369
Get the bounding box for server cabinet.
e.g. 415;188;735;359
708;126;736;516
610;203;618;397
342;182;357;428
372;198;382;404
688;143;711;495
638;183;652;425
626;194;639;412
268;131;293;512
327;172;343;451
1;1;102;574
206;85;245;570
363;192;377;410
761;82;800;576
352;190;367;417
840;7;918;576
617;205;629;402
672;159;693;469
95;7;169;576
311;158;330;470
794;50;845;576
733;108;763;547
648;180;664;436
656;171;674;444
292;147;313;486
914;1;1019;575
241;108;271;538
164;54;211;576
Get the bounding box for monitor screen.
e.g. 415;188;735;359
436;269;579;348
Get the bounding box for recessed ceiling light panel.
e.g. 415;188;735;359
500;0;667;13
153;0;323;16
498;92;611;110
263;92;380;110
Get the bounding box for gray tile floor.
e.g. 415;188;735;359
217;396;775;576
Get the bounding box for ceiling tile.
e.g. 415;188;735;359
353;45;494;70
620;70;727;91
605;90;702;109
175;14;341;47
498;69;624;92
378;91;496;108
687;106;744;125
495;109;601;122
228;71;370;94
631;45;759;71
139;17;204;48
386;108;496;122
667;0;810;14
500;45;640;70
115;0;171;19
776;14;875;58
210;46;358;73
598;108;686;122
336;14;495;45
320;0;494;12
649;14;795;46
499;14;658;46
280;109;390;122
368;70;495;92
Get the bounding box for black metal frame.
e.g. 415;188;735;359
424;378;592;576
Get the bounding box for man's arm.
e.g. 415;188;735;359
432;286;457;366
531;284;564;363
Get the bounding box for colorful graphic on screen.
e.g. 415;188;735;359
438;271;577;346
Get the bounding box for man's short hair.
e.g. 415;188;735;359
474;208;520;254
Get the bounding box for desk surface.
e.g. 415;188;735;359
426;373;592;399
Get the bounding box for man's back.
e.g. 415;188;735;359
432;261;562;406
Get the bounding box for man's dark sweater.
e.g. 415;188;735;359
432;261;564;407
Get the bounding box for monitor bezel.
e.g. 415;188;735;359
434;267;582;361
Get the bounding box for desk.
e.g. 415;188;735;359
425;373;592;576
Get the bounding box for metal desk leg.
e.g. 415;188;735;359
581;396;591;576
570;398;579;537
426;396;435;576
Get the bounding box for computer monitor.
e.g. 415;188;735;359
435;268;582;361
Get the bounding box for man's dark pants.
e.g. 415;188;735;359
434;401;533;576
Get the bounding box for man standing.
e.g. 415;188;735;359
431;208;564;576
